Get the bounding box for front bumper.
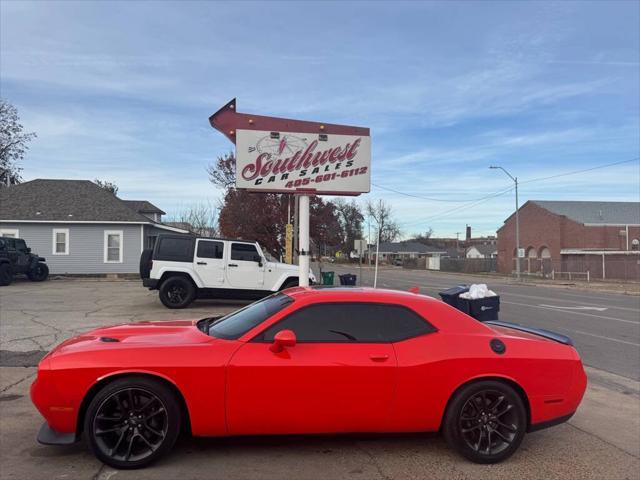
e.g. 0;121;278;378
142;278;159;289
37;422;78;445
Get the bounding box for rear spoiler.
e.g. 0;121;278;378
485;320;573;346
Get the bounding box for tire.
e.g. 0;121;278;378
279;278;299;291
28;263;49;282
158;276;196;309
84;376;181;469
139;249;153;279
0;263;13;286
442;380;527;464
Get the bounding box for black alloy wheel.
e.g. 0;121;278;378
159;276;195;309
85;377;180;469
28;263;49;282
443;380;526;464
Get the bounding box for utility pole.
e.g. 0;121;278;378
490;166;520;280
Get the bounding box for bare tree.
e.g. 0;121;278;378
366;200;401;243
94;179;119;195
169;201;218;237
0;99;36;186
412;228;434;245
333;198;364;253
207;151;236;190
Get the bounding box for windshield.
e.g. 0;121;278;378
208;293;293;340
263;250;278;262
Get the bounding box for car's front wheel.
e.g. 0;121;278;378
442;380;526;464
84;376;181;469
28;263;49;282
158;276;195;309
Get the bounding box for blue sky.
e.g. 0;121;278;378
1;0;638;238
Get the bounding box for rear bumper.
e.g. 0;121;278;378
527;412;574;433
37;422;78;445
143;278;158;289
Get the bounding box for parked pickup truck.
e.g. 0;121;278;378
140;234;315;308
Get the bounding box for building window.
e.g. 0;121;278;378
632;239;639;251
52;228;69;255
104;230;123;263
0;229;19;238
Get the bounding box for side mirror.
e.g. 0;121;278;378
253;254;263;267
269;329;296;353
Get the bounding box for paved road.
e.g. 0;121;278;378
329;265;640;381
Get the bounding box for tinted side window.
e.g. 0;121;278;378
15;239;28;252
257;303;435;343
155;236;194;262
197;240;224;259
231;243;259;261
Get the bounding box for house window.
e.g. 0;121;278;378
52;228;69;255
104;230;123;263
0;229;19;238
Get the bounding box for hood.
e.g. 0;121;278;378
46;320;212;358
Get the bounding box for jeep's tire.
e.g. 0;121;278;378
159;276;195;309
442;380;526;464
279;278;299;290
28;263;49;282
84;375;181;469
0;263;13;286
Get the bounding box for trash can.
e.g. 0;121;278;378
321;271;335;286
459;296;500;322
438;285;469;311
339;274;357;286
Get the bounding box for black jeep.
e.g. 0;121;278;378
0;236;49;286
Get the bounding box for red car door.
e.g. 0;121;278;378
226;302;399;435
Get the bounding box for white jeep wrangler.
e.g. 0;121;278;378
140;234;315;308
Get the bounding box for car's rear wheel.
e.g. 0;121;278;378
0;263;13;286
159;276;195;309
84;376;181;469
443;380;526;464
28;263;49;282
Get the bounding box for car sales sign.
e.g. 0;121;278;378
235;129;371;195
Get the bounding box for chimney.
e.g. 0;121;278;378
466;225;471;242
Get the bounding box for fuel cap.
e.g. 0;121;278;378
490;338;506;354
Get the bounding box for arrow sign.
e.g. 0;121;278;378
209;98;369;144
209;98;371;195
539;304;608;312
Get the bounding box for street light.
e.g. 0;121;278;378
490;166;520;280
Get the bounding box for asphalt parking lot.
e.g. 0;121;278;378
1;275;639;480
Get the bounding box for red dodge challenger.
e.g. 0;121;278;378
31;287;586;469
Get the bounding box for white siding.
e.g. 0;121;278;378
0;223;142;274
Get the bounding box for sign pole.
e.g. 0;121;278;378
373;226;380;288
298;194;310;287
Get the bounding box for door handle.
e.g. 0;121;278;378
197;262;207;265
228;263;238;267
369;354;389;362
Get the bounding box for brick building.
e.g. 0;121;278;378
497;201;640;281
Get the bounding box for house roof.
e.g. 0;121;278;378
122;200;165;215
467;244;497;256
0;179;181;228
531;201;640;225
377;241;446;254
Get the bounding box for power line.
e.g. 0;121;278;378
377;156;639;230
519;157;639;185
371;182;510;203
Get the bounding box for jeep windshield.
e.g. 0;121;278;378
203;293;293;340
